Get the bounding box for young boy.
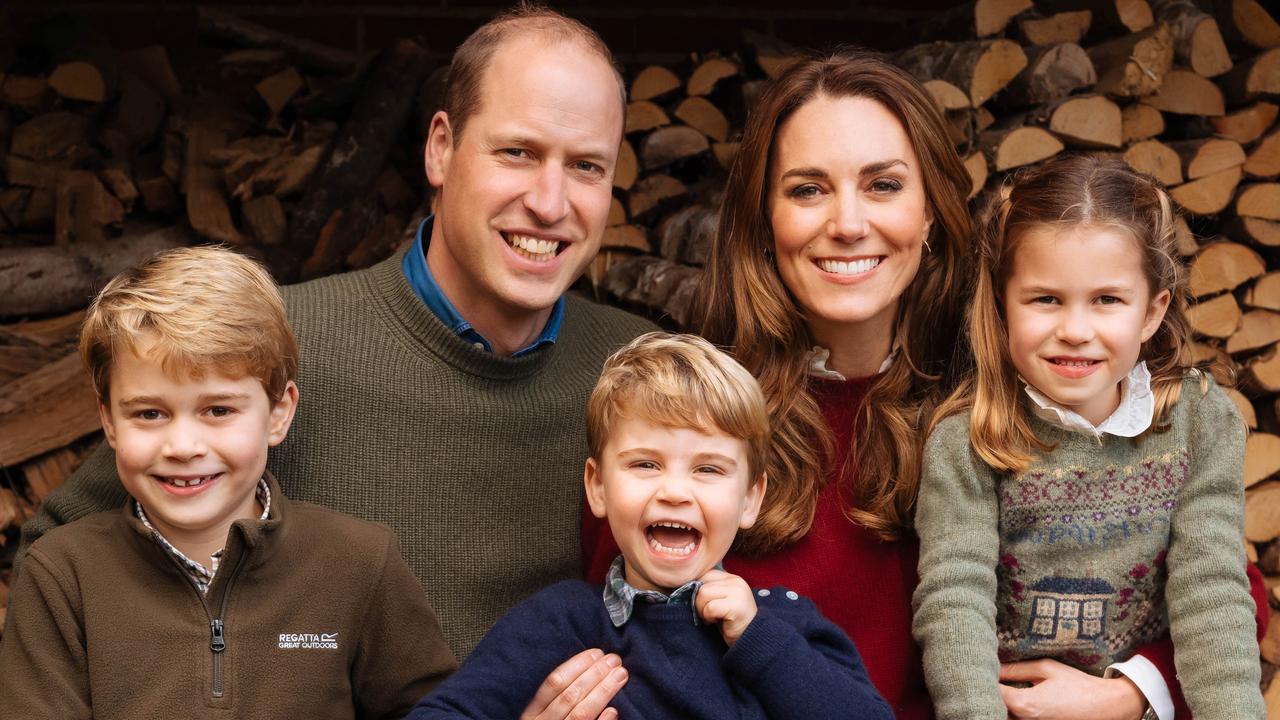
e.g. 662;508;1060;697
0;247;456;719
409;332;892;719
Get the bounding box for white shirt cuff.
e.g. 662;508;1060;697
1106;655;1174;720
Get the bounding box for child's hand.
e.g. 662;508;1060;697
695;569;757;647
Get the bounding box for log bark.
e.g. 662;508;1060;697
1211;0;1280;51
1001;43;1097;106
1236;217;1280;247
1088;23;1173;97
0;353;98;468
241;195;286;246
286;39;430;269
602;225;651;253
1221;48;1280;105
924;79;971;111
1244;344;1280;392
0;224;190;318
55;170;123;245
639;125;710;171
1153;0;1233;77
184;115;250;246
965;151;989;199
1039;0;1153;36
897;39;1028;107
197;7;357;73
10;112;90;161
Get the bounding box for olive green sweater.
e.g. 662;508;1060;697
0;474;456;719
16;248;656;660
912;376;1263;720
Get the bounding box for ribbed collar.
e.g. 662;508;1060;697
367;247;564;381
1024;361;1154;440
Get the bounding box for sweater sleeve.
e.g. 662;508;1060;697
911;413;1007;720
13;442;128;580
723;589;893;720
353;534;458;720
1163;379;1264;719
0;547;92;720
1125;560;1266;720
407;583;590;719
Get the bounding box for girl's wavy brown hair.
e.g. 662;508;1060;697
941;153;1207;474
699;47;975;552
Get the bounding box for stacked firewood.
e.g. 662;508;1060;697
3;2;1280;697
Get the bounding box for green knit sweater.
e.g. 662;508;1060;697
912;375;1262;720
16;248;656;660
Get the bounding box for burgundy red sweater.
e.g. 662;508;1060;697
583;374;1270;720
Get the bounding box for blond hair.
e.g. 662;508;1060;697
699;47;974;551
444;1;625;145
81;246;298;403
586;332;769;484
947;153;1204;473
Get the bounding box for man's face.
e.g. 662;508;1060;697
424;36;623;326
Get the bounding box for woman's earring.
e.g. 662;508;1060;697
923;238;932;254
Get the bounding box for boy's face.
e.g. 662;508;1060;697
584;416;765;593
98;339;297;547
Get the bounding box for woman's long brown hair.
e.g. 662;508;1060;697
699;47;974;552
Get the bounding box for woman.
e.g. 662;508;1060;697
582;48;1221;720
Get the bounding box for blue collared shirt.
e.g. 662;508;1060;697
401;216;565;358
602;555;708;627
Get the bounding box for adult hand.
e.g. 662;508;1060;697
694;569;758;647
520;648;627;720
999;659;1146;720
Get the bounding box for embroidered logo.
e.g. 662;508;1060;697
278;632;339;650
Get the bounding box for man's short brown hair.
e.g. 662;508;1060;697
80;246;298;404
443;1;626;145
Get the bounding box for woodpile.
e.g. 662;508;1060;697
2;4;1280;696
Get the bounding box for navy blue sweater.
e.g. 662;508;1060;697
409;580;892;719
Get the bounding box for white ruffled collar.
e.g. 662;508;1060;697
1024;361;1154;440
807;344;897;381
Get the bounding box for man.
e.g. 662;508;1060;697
18;5;648;716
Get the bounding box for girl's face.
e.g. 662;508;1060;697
1003;225;1171;426
767;94;933;348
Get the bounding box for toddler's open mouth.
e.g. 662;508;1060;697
646;521;701;557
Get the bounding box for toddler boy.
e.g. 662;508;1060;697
0;246;456;719
410;332;891;719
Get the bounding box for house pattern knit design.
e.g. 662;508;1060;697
994;451;1187;672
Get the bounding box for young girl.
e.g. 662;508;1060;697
913;154;1264;720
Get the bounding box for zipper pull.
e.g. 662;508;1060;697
210;619;225;653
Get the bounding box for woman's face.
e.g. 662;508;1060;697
768;94;932;342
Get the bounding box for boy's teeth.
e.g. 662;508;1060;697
168;474;214;488
507;234;559;261
648;537;695;555
818;257;880;276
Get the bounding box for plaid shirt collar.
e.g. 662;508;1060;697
602;555;711;628
135;478;271;596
